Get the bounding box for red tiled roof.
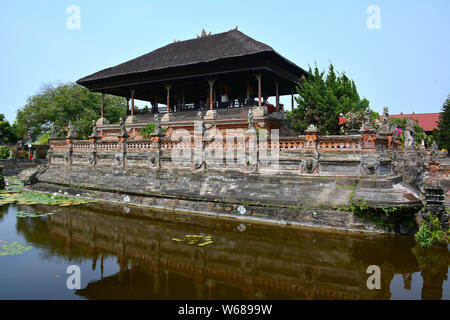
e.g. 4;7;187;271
389;113;440;132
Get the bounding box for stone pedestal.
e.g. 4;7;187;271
253;106;267;117
204;110;217;120
96;117;109;126
161;113;174;122
125;115;138;124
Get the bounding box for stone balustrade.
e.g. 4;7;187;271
47;130;395;177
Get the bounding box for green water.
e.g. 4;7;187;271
0;195;448;299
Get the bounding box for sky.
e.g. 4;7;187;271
0;0;449;122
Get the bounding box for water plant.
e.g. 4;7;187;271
15;211;56;218
415;213;448;248
0;176;94;207
171;234;214;247
0;240;32;256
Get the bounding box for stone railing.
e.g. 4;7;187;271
47;129;395;177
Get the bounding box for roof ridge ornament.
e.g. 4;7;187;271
196;29;211;38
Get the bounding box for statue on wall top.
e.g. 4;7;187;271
90;120;98;138
360;106;373;131
154;114;161;135
51;124;57;140
404;119;415;150
381;107;391;132
247;108;254;129
67;121;75;138
119;117;127;137
430;140;439;163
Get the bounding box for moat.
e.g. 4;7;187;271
0;201;448;300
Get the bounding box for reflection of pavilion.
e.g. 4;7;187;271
77;29;308;138
15;203;439;300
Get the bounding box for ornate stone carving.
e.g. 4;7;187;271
67;121;75;139
50;124;57;140
88;150;97;165
301;153;319;174
247;108;254;129
119;117;128;138
360;107;373;131
404;119;415;150
90;120;99;138
430;140;439;164
380;107;391;133
114;152;124;166
419;183;448;231
154;114;161;136
361;154;380;175
304;124;318;149
64;149;72;164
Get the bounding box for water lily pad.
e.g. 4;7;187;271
15;211;56;218
171;234;214;247
0;240;32;256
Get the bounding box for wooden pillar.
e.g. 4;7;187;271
208;79;215;110
165;84;172;113
101;93;105;118
275;81;279;111
246;81;250;101
130;89;135;117
182;88;185;110
255;73;262;107
153;96;158;113
126;97;130;114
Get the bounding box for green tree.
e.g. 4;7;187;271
15;82;127;141
291;64;369;135
0;114;18;145
438;95;450;151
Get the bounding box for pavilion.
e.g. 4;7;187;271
76;28;308;137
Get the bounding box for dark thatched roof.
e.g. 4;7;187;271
77;29;306;86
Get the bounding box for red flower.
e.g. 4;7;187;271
338;117;347;125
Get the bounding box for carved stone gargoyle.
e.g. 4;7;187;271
301;152;319;174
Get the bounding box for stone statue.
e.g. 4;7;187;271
430;140;439;163
119;117;127;137
90;120;98;137
67;121;75;138
306;124;318;132
381;107;390;132
50;124;57;140
404;119;415;150
8;149;14;160
247;108;254;129
154;114;161;135
197;111;205;135
360;106;373;131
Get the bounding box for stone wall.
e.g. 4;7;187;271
0;159;47;176
32;163;422;234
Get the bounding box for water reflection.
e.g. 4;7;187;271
3;202;449;299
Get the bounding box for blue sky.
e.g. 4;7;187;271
1;0;449;122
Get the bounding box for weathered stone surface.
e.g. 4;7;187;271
18;167;40;185
32;164;422;233
0;159;47;176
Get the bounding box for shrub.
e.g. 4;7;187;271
415;213;448;248
0;146;10;159
140;123;156;138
